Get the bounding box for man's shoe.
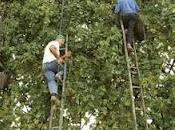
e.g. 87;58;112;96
55;74;63;83
127;43;133;53
51;95;61;108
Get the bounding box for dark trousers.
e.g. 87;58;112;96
122;14;138;45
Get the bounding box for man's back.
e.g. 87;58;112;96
115;0;139;15
43;41;60;64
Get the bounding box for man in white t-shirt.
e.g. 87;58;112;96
42;35;69;106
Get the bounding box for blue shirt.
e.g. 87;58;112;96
115;0;140;15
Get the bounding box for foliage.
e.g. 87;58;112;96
0;0;175;130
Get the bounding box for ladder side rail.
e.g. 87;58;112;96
133;44;148;130
49;106;56;130
59;0;65;34
120;17;138;130
58;34;68;130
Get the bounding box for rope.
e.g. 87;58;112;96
119;17;138;130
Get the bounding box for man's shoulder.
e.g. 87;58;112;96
48;41;58;46
45;41;56;48
49;40;57;44
48;40;60;48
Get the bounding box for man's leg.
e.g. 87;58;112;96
122;16;129;36
124;15;136;52
44;70;58;95
127;15;137;46
44;70;61;107
43;61;61;107
122;16;133;52
134;17;145;41
55;65;64;83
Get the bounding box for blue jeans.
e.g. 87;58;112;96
43;60;63;94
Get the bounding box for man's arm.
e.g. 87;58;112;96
50;45;71;64
135;0;140;12
49;45;60;59
49;45;64;65
60;51;71;59
114;0;121;14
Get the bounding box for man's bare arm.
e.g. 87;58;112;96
60;51;72;59
50;45;71;65
49;45;64;65
49;45;61;60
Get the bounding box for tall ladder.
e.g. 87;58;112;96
120;18;148;130
48;0;67;128
48;34;68;130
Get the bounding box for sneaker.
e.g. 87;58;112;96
127;43;133;53
55;74;63;83
50;95;61;108
124;29;128;34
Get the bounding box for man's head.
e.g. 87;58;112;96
56;34;65;46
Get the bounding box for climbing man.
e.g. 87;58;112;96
114;0;140;52
42;35;71;106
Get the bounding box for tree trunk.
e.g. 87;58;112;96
0;71;8;90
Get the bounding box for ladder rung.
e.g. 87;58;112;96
133;86;140;89
59;48;65;51
131;71;137;75
130;66;137;69
135;107;142;111
52;126;59;130
58;83;63;86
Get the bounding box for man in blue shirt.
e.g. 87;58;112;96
114;0;140;52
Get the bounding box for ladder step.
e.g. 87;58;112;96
59;48;65;51
132;86;140;89
135;107;142;111
130;66;137;69
131;71;137;75
52;126;59;130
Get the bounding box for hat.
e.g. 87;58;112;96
56;34;65;40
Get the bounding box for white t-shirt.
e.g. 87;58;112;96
43;41;60;63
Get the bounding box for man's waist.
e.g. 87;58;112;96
120;11;137;16
43;59;57;64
